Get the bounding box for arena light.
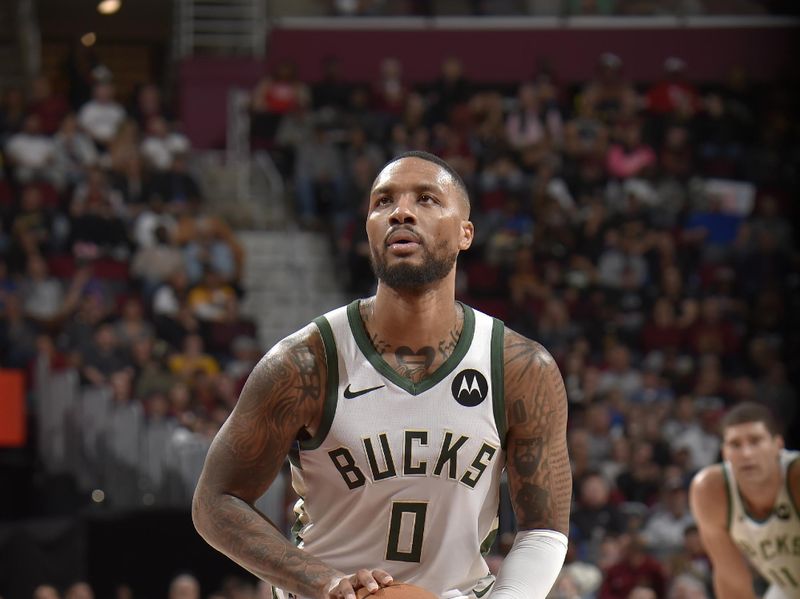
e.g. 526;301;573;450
97;0;121;15
81;32;97;47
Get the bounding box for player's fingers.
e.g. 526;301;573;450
355;569;379;593
328;577;356;599
371;570;394;586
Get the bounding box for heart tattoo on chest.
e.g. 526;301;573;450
394;346;436;372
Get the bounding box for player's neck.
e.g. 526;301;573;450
367;282;460;348
738;467;783;517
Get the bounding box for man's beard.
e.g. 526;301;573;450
371;241;457;290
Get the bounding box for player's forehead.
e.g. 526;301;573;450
723;420;771;442
371;157;455;196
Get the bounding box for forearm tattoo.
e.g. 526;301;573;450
193;329;340;596
505;331;572;534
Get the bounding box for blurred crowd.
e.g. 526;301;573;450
249;51;798;599
0;63;259;472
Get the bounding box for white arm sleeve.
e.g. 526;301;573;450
489;529;569;599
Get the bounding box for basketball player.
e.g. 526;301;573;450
192;151;571;598
690;402;800;599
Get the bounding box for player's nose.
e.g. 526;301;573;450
389;193;417;225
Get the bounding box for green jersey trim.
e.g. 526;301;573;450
299;317;339;451
479;527;498;556
490;318;506;449
723;464;733;531
474;581;495;598
787;455;800;519
346;299;476;396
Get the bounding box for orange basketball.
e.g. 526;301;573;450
355;583;437;599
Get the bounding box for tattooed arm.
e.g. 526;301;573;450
192;324;388;599
488;329;572;598
503;328;571;534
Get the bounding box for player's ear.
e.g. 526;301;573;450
776;435;785;450
459;220;474;251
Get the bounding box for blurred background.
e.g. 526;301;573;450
0;1;798;599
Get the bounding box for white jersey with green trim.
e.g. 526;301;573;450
288;300;506;599
724;449;800;597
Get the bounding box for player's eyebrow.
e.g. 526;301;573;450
370;183;445;197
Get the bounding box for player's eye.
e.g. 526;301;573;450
419;194;436;204
376;196;392;206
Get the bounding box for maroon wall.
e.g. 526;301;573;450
180;25;798;148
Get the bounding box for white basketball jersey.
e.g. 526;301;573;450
724;449;800;597
288;300;506;598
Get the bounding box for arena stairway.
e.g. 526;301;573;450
238;231;350;350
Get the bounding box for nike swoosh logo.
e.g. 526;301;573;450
473;581;495;598
343;384;385;399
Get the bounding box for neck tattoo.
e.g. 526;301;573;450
362;300;464;383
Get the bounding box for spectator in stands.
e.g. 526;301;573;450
168;572;201;599
580;52;639;126
53;113;99;187
183;217;237;285
64;582;94;599
109;151;147;206
80;322;130;386
641;299;683;354
571;471;628;561
426;56;472;127
77;81;126;148
225;335;260;390
130;82;172;130
4;113;58;185
607;119;657;180
640;482;694;559
20;254;64;326
108;119;140;175
646;58;701;121
32;585;61;599
114;297;154;349
140;116;191;172
506;81;563;155
666;525;711;592
273;92;315;179
187;268;238;324
143;152;202;206
371;57;408;116
9;185;56;265
293;121;346;228
132;337;175;400
0;292;39;368
312;55;350;114
250;61;309;146
599;535;667;599
616;438;661;505
168;333;219;380
598;344;643;402
131;224;185;296
69;168;131;259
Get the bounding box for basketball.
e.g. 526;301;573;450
355;583;438;599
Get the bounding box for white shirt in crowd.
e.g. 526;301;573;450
78;100;126;144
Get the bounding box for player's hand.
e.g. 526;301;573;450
325;569;394;599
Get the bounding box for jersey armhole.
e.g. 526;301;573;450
490;318;507;450
298;316;339;451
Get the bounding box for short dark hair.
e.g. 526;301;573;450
720;402;779;436
380;150;470;213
